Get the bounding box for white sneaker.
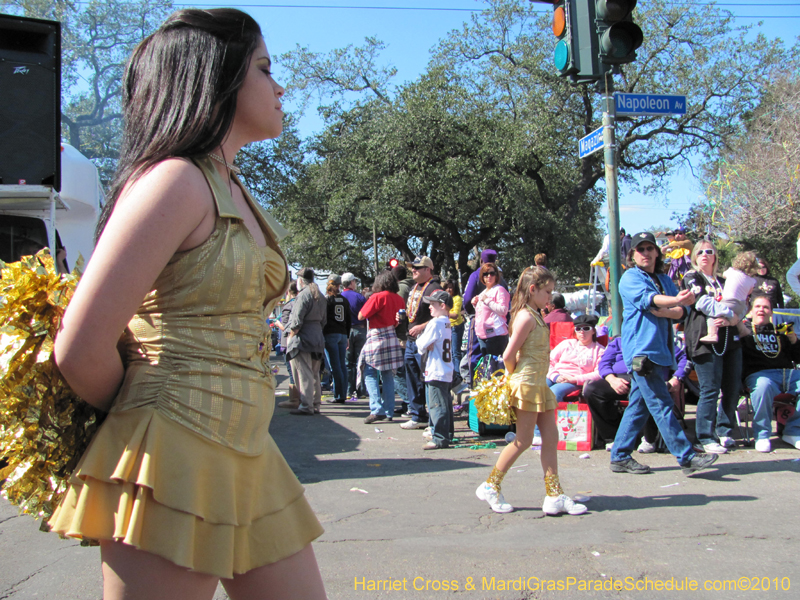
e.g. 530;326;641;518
719;436;736;449
400;420;427;430
475;482;513;513
542;494;587;516
637;438;657;454
755;438;771;453
422;427;433;440
605;442;614;451
782;434;800;449
532;436;543;447
703;442;728;454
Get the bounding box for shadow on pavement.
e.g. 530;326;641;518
269;400;488;484
588;493;758;512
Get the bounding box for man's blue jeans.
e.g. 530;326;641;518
745;369;800;440
451;322;465;374
324;333;349;402
611;369;695;465
404;337;427;422
394;365;407;404
346;327;367;396
364;364;396;417
693;348;742;445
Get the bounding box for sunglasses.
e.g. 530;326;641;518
697;248;715;256
635;245;657;253
483;271;497;277
574;325;593;332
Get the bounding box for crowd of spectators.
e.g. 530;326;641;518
273;233;800;463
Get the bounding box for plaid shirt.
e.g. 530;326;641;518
360;326;404;370
357;326;404;389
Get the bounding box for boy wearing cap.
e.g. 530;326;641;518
416;290;456;449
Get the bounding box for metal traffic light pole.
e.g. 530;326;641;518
600;70;623;337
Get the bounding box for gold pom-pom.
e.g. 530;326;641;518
471;369;516;426
0;249;104;527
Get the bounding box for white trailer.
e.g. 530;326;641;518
0;143;102;268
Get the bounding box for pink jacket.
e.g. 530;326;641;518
547;339;605;385
474;286;510;339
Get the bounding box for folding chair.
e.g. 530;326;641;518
737;388;796;446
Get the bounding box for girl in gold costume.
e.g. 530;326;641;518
49;9;326;600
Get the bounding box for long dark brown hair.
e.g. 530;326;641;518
626;246;665;273
96;8;262;239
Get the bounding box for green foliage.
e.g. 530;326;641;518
274;0;790;284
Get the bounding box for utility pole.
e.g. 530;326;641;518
601;71;623;337
372;221;379;275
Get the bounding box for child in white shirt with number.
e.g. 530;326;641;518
416;290;455;450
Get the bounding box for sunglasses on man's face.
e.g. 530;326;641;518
697;248;715;256
574;325;592;332
635;245;657;254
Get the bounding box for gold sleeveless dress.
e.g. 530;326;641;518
508;306;557;413
49;157;323;578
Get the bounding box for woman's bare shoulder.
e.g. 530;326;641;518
513;307;536;330
119;157;214;214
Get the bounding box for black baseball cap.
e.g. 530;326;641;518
423;290;453;308
631;231;658;249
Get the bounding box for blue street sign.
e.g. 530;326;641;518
614;92;687;116
578;126;604;159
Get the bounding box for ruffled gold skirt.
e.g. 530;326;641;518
508;380;557;413
48;407;323;578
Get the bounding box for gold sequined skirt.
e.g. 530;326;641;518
48;407;323;578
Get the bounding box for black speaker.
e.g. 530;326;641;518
0;15;61;191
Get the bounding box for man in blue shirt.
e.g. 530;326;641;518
611;232;717;475
341;272;367;400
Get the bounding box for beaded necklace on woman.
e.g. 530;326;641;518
696;270;730;356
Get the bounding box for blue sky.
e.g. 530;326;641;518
203;0;800;234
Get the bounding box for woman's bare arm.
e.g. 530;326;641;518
502;310;535;376
54;159;215;410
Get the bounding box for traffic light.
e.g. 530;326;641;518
595;0;643;65
547;0;606;84
538;0;642;83
551;1;576;77
387;258;400;269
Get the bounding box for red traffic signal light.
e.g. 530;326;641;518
388;258;400;269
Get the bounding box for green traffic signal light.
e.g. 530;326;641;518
595;0;643;65
551;2;577;75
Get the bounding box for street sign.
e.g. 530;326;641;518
614;92;687;116
578;126;604;158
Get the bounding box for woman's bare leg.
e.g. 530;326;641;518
495;408;537;472
537;409;559;477
101;540;219;600
222;544;327;600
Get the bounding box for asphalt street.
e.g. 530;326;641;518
2;356;799;599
